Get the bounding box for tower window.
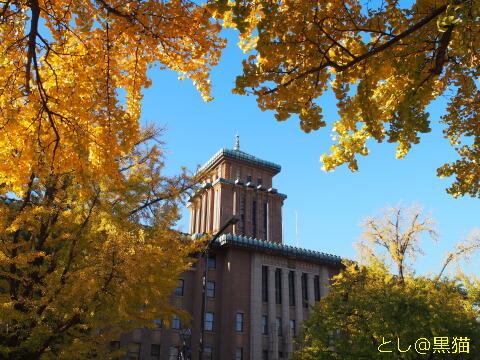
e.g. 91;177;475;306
252;200;257;238
263;202;268;240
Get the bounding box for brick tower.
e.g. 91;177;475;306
188;135;286;243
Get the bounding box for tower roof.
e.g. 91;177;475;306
199;148;281;174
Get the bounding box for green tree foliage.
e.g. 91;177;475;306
293;205;480;360
210;0;480;198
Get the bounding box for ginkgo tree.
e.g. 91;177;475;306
210;0;480;198
0;1;223;359
0;128;205;360
292;204;480;360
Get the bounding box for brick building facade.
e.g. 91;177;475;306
115;141;343;360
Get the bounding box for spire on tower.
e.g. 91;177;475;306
234;133;240;151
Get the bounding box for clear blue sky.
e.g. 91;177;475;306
140;29;479;277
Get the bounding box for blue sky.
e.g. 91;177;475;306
140;29;479;277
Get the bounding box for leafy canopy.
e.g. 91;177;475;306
293;204;480;360
0;130;204;360
210;0;480;198
0;0;225;196
0;1;223;358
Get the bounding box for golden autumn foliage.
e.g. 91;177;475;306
210;0;480;198
0;0;225;196
0;1;224;358
293;205;480;360
0;129;204;360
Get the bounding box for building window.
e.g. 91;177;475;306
257;177;262;185
279;351;284;359
288;271;295;306
174;279;184;296
207;253;216;269
235;347;243;360
153;318;163;328
314;275;321;301
128;343;141;360
276;317;282;336
171;315;181;329
263;202;268;240
262;350;269;360
205;312;214;331
247;175;252;182
168;347;179;360
290;319;296;336
236;313;244;332
151;344;160;360
275;268;282;304
252;200;257;238
261;315;268;334
301;273;308;308
207;281;215;298
204;347;213;360
262;266;268;302
110;341;121;350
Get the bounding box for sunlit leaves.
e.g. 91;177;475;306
211;0;480;197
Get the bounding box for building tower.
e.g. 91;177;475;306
115;140;343;360
188;137;286;243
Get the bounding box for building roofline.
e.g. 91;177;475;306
198;149;281;174
211;233;343;266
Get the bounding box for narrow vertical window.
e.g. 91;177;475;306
207;281;215;298
275;268;282;304
288;271;295;306
314;275;321;301
262;266;268;302
236;313;244;332
290;319;296;335
204;347;213;360
301;273;308;308
151;344;160;360
128;343;141;360
261;315;268;334
276;317;282;336
171;315;181;329
207;253;216;269
235;348;244;360
263;202;268;240
252;200;257;238
262;350;269;360
168;347;179;360
205;312;214;331
174;279;184;296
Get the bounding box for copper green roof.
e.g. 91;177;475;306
199;149;281;174
214;233;343;266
